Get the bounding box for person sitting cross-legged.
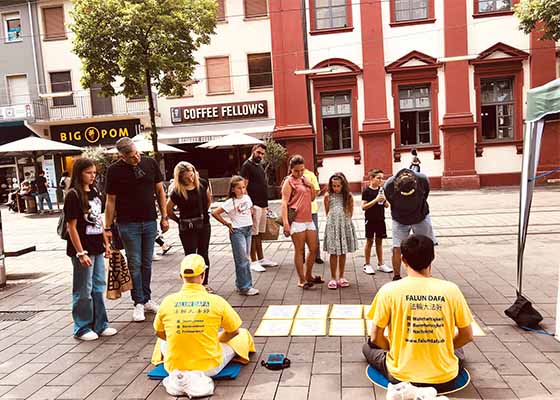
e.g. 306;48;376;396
153;254;255;397
363;234;474;393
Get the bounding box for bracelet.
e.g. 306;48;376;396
104;227;112;232
76;251;88;257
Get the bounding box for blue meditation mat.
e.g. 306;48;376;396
148;362;242;380
365;365;470;395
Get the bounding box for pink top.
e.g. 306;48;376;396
287;175;313;223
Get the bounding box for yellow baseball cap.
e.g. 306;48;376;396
180;254;208;277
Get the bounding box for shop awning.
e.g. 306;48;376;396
156;119;275;145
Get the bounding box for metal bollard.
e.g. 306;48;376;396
0;209;5;287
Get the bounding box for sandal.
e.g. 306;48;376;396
309;275;324;284
338;278;350;288
297;282;314;290
328;280;338;290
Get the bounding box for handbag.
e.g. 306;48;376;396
179;187;205;231
261;217;280;240
504;294;543;328
107;248;133;300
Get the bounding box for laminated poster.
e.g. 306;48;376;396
262;305;298;320
329;319;365;336
295;304;330;320
291;319;327;336
329;304;364;319
255;319;293;337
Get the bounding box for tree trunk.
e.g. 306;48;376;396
145;68;159;159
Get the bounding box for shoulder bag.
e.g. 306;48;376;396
179;187;205;231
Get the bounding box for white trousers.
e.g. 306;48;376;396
160;340;235;377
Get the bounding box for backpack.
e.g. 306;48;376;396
57;189;76;240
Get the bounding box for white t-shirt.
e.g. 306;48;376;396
221;195;253;228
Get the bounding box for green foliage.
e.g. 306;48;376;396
515;0;560;41
81;146;111;193
70;0;217;153
262;138;287;185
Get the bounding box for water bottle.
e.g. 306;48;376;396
378;187;385;205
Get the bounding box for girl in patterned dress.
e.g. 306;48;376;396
323;173;358;289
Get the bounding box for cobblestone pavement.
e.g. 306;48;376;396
0;186;559;400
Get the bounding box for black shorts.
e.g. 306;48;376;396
365;219;387;239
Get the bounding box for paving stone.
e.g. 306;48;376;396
0;362;48;386
56;373;111;399
279;362;311;387
524;362;560;391
312;352;341;374
287;342;315;362
341;362;371;387
487;325;527;342
103;363;151;386
242;373;280;400
475;388;518;399
308;374;340;400
467;363;509;389
484;352;530;375
315;337;340;352
0;385;16;397
38;352;87;374
341;387;375;400
211;385;245;400
116;367;160;400
0;353;36;374
81;344;123;363
85;385;126;400
502;375;551;399
503;342;550;363
26;386;69;400
31;344;76;363
1;373;56;399
342;341;365;362
46;362;97;386
544;352;560;368
275;386;308;400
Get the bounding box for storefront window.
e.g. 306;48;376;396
481;78;514;140
321;92;352;151
398;85;431;145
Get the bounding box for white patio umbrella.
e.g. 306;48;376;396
0;135;83;157
106;135;184;154
196;132;264;149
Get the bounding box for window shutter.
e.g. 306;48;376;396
244;0;267;18
43;6;65;39
206;57;231;94
216;0;226;21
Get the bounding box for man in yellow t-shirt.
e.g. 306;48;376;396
364;235;473;392
303;168;324;264
154;254;253;379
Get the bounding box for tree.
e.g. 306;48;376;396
70;0;217;156
262;138;287;186
515;0;560;40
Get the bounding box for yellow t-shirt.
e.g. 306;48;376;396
367;277;473;384
303;169;320;214
154;283;242;372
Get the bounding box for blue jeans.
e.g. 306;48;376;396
36;192;52;211
71;253;109;337
230;226;253;292
118;220;157;305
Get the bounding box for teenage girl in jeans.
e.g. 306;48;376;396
65;158;117;341
212;176;259;296
166;162;214;293
281;155;324;289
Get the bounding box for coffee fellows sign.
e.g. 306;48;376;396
51;119;140;146
171;100;268;124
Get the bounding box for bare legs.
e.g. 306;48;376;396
292;230;317;285
392;247;401;277
329;255;346;280
250;234;264;262
375;237;383;266
364;238;373;266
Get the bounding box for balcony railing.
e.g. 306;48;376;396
32;90;158;122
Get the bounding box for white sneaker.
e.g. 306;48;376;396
250;262;266;272
377;264;393;273
183;371;215;398
240;287;260;296
77;331;98;341
259;258;278;267
363;264;376;275
163;371;186;396
132;304;146;322
144;300;159;313
100;327;118;337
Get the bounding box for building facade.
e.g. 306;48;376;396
270;0;560;189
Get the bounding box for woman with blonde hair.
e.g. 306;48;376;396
166;161;213;292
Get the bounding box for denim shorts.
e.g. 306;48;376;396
391;214;435;248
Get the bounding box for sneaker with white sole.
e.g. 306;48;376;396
144;300;159;313
77;331;98;341
377;264;393;273
240;287;260;296
100;327;118;337
258;258;278;267
363;264;376;275
132;304;146;322
250;262;266;272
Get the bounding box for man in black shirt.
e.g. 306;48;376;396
384;168;436;280
104;137;169;322
239;144;278;272
34;170;53;214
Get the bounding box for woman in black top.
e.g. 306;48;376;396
65;158;117;341
166;161;213;292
